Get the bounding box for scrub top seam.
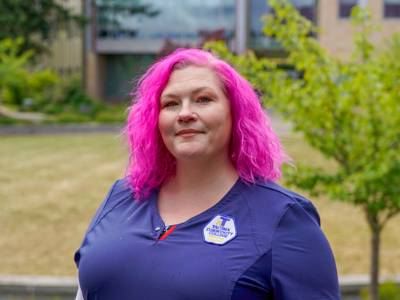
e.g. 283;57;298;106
255;182;320;227
226;188;277;299
255;182;299;204
84;180;118;236
241;188;263;255
228;190;271;299
74;180;120;268
229;248;272;299
269;203;295;290
88;180;128;235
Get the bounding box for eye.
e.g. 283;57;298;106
162;100;178;108
197;96;212;103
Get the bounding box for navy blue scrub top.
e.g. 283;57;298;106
74;178;341;300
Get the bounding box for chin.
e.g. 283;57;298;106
172;146;209;160
175;151;206;160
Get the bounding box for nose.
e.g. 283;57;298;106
177;102;197;123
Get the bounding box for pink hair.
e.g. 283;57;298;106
123;48;288;200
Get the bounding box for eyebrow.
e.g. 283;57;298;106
161;87;217;101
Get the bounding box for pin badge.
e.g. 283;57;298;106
203;215;237;245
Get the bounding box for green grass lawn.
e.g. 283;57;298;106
0;133;399;276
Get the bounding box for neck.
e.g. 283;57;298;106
168;153;239;192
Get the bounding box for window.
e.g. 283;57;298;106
339;0;358;18
384;0;400;18
105;54;155;101
249;0;317;51
291;0;317;22
95;0;235;42
249;0;277;50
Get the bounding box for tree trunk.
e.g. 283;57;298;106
367;211;381;300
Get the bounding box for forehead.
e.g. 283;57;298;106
161;66;224;97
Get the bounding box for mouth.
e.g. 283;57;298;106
176;129;204;136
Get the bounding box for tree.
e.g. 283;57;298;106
0;38;58;121
206;1;400;299
0;0;85;55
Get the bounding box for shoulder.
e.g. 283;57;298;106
261;182;340;298
74;178;145;267
237;179;321;252
102;178;134;209
86;178;137;231
109;177;134;199
240;180;320;226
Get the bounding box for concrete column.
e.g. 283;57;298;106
235;0;249;54
83;0;104;100
358;0;368;9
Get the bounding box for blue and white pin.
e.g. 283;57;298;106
203;215;237;245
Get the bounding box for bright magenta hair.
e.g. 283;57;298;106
123;48;288;200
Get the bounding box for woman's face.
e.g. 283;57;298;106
158;66;232;161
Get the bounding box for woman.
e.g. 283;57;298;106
74;48;341;300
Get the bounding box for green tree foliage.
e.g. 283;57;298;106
0;38;58;110
0;0;85;55
0;38;125;124
361;281;400;300
206;1;399;299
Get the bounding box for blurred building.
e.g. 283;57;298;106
82;0;319;102
319;0;400;59
48;0;400;101
42;0;83;78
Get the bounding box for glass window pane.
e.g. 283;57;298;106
384;0;400;17
249;0;317;51
291;0;317;21
249;0;276;50
292;0;315;5
105;54;155;101
96;0;235;44
338;0;358;18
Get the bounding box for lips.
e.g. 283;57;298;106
176;129;203;136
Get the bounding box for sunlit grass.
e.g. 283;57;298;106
0;133;399;276
0;134;127;275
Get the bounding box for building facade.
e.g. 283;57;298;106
79;0;400;102
41;0;83;78
319;0;400;59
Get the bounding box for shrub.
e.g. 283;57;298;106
0;38;59;111
43;75;103;117
361;281;400;300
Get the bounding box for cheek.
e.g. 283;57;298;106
158;113;172;135
222;118;233;142
220;109;233;144
210;112;232;143
158;113;177;152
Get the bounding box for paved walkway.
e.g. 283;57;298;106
0;123;123;135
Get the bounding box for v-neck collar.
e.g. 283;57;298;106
150;177;244;229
